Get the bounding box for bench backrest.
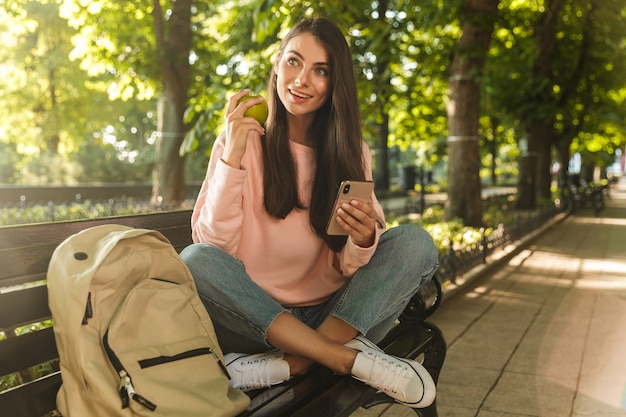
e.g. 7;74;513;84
0;210;193;417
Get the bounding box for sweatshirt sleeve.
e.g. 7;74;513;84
336;143;387;276
191;133;247;254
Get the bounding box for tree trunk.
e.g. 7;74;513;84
374;114;390;191
150;0;192;207
445;0;499;227
152;96;186;206
517;123;537;209
581;164;594;182
537;132;553;202
517;149;537;210
519;119;552;208
372;0;392;193
518;0;566;209
43;68;61;154
488;115;499;185
556;141;570;206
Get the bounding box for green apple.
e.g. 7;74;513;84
237;94;268;125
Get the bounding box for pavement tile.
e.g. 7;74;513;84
439;405;485;417
482;372;576;417
573;393;626;417
539;287;596;321
577;292;626;411
348;404;389;417
444;334;517;371
437;365;501;409
506;316;587;380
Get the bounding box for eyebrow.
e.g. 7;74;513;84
286;50;329;67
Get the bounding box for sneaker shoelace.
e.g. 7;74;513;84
238;356;275;389
368;353;413;397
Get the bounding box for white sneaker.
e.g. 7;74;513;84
224;351;291;392
346;336;436;408
345;335;384;353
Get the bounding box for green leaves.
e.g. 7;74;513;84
2;0;626;191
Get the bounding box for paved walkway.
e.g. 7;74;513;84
352;177;626;417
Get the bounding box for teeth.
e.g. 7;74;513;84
290;89;311;99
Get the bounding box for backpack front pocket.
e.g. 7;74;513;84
114;337;233;416
105;278;240;417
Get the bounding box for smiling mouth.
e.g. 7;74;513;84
289;89;312;99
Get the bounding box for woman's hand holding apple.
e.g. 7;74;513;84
222;90;268;169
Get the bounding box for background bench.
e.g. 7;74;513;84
0;211;446;417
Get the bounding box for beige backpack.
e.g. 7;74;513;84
47;224;249;417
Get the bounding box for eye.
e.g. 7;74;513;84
315;67;329;76
287;57;298;66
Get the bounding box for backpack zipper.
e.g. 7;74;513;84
82;292;93;325
138;347;230;378
103;331;157;411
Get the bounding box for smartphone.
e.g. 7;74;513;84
326;180;375;235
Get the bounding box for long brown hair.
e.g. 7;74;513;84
262;18;366;252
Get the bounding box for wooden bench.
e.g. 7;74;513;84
0;211;446;417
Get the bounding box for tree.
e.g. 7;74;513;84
520;0;567;208
445;0;500;226
349;1;455;192
182;0;287;159
150;0;193;206
0;1;159;185
6;0;622;214
553;0;626;184
358;0;395;191
0;1;99;156
485;0;626;208
61;0;202;205
185;1;456;196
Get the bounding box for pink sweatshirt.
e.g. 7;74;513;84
191;133;386;306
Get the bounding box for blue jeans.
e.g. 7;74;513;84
180;224;439;354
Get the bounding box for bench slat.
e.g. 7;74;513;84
0;246;58;282
0;328;58;377
0;286;50;329
0;372;61;417
0;231;191;281
0;212;194;281
158;227;196;252
0;210;193;250
0;273;47;290
242;367;339;417
291;378;375;417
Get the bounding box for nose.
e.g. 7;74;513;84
295;69;309;87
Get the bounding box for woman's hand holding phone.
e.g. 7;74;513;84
336;199;377;247
326;181;377;247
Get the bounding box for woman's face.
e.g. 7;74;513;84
274;32;331;119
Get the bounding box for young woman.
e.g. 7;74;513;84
180;17;439;409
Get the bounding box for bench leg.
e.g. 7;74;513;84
421;322;447;385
